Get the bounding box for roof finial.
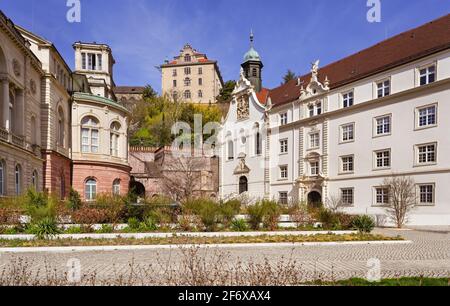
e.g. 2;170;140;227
250;29;254;47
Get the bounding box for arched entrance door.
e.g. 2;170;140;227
239;176;248;194
308;191;322;209
129;177;146;201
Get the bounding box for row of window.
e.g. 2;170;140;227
337;143;437;174
81;52;103;71
278;64;437;124
80;116;121;156
85;178;121;201
227;130;262;161
338;184;435;206
173;90;204;100
172;66;202;77
0;162;38;196
173;77;203;87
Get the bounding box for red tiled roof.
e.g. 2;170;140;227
256;88;270;105
269;14;450;108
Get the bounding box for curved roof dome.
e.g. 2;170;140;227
243;46;261;63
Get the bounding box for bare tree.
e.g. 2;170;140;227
161;156;204;203
325;195;346;213
383;176;417;228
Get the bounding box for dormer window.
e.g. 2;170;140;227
184;54;192;62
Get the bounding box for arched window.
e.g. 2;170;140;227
239;176;248;194
15;164;21;195
184;90;191;100
85;178;97;201
184;78;191;86
112;179;121;195
81;116;99;153
110;122;121;157
57;107;65;147
0;160;5;196
32;170;38;190
227;139;234;161
198;90;203;98
8;92;14;132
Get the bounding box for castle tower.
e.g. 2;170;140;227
241;31;263;92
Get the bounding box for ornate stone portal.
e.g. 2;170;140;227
234;153;250;175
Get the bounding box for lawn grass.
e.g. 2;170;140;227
0;233;402;248
314;277;449;286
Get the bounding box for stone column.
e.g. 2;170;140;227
1;79;10;130
15;89;25;136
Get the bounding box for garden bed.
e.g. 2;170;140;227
0;233;403;248
0;230;359;241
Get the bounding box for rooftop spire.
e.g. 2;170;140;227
250;29;254;47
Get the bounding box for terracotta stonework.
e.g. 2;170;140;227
72;162;130;200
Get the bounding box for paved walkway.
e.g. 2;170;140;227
0;229;448;284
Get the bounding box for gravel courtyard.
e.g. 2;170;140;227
0;228;449;284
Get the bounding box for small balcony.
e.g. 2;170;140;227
0;128;28;151
11;134;25;148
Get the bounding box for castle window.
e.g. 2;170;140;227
342;91;354;108
184;90;191;100
184;78;191;86
377;80;390;98
252;68;257;77
198;67;203;75
85;179;97;201
110;122;121;157
113;179;121;196
58;107;65;148
81;53;86;69
198;78;203;86
184;54;191;62
419;65;435;86
32;170;38;190
184;67;191;75
81;116;100;153
198;90;203;98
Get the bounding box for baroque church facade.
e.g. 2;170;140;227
220;14;450;226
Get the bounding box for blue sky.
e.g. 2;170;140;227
1;0;449;92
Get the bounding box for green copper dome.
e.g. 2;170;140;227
243;47;261;63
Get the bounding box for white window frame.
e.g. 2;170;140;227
227;139;234;161
279;165;288;180
81;117;100;154
340;155;354;174
417;184;435;206
279;192;289;205
309;132;320;150
341;188;354;206
342;90;354;108
340;123;355;143
85;179;97;201
415;143;437;166
280;113;288;126
373;114;392;137
113;179;121;196
373;186;389;207
374;149;391;170
310;161;320;176
415;103;437;130
280;139;288;154
376;79;391;98
418;64;436;86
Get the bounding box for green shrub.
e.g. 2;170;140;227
246;202;265;230
96;224;114;234
67;188;82;211
220;200;241;228
24;189;58;222
127;217;141;230
336;213;356;230
184;199;221;232
352;215;375;234
71;207;109;225
230;219;248;232
28;217;61;239
64;226;84;234
140;217;158;232
317;209;341;230
261;200;281;231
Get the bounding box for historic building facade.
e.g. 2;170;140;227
160;44;224;104
220;15;450;226
0;10;131;200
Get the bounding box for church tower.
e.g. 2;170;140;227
241;31;263;92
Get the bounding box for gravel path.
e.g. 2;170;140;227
0;229;448;284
